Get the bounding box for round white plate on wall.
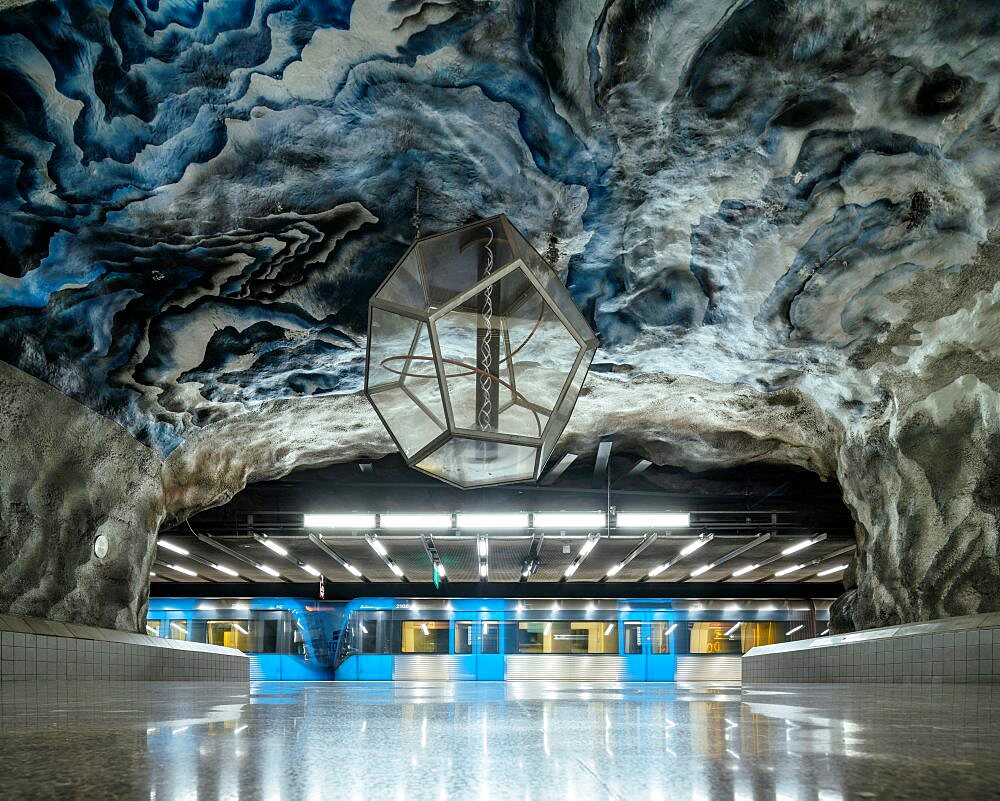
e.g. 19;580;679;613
93;534;109;559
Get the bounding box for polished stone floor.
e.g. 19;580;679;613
1;681;999;800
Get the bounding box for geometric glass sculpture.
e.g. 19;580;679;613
366;214;598;488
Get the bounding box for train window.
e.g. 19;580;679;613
257;619;280;654
145;620;161;637
481;621;499;654
650;623;672;655
206;620;250;652
359;616;379;653
455;621;474;654
168;620;188;641
734;621;783;653
517;622;618;654
689;622;741;654
501;622;520;654
401;621;449;653
623;622;642;654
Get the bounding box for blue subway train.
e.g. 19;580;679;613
147;596;830;681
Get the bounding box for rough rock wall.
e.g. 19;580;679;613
0;360;163;630
832;237;1000;629
834;378;1000;630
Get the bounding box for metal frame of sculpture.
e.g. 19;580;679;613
365;214;598;488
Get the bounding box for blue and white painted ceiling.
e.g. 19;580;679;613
1;0;998;461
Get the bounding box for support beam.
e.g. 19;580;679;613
307;534;370;582
253;533;326;581
599;533;658;581
682;533;771;581
421;534;447;584
154;559;216;583
793;544;856;582
539;453;577;485
592;440;613;488
192;532;291;582
519;533;543;581
614;458;652;487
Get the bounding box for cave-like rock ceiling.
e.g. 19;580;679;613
3;0;1000;622
0;0;995;451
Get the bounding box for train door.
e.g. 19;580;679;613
646;611;677;681
477;611;504;680
621;615;647;681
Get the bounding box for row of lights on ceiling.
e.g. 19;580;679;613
154;511;694;581
155;530;846;583
301;511;690;530
635;533;843;582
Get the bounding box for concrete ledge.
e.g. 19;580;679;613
744;612;1000;684
0;613;248;682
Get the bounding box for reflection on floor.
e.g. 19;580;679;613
1;680;998;800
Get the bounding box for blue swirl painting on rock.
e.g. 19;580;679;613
1;0;997;455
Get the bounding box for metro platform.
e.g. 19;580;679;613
1;679;998;800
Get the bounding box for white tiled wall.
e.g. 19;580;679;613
0;614;248;682
744;612;1000;684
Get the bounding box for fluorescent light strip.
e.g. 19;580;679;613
543;623;552;635
456;513;528;529
690;563;712;577
648;563;667;577
389;563;405;577
564;563;579;577
479;562;488;578
604;624;614;636
665;623;677;635
233;623;249;635
169;622;186;634
257;563;280;577
157;540;188;555
616;512;690;528
380;513;452;529
606;563;623;577
817;564;848;576
724;622;741;637
774;564;804;577
420;624;429;636
262;539;287;556
301;563;321;577
168;563;197;577
478;538;488;558
367;538;388;557
533;512;606;529
213;563;239;577
435;562;447;578
578;538;598;557
303;513;376;529
344;563;363;577
786;625;804;636
820;628;830;636
731;563;758;577
679;537;711;556
781;538;814;556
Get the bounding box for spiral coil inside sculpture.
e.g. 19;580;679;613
365;215;597;487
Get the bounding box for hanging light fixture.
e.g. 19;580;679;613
365;215;598;487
